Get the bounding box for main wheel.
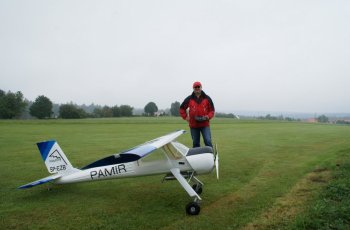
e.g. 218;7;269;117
186;202;200;215
192;184;203;194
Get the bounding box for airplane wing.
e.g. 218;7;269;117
18;174;62;189
170;168;201;200
122;130;186;158
82;130;186;169
162;141;189;160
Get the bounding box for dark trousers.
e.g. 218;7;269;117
190;126;213;148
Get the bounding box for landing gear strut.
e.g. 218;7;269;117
186;174;203;215
192;183;202;194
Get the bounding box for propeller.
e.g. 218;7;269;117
214;143;219;180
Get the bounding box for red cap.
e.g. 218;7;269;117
193;81;202;88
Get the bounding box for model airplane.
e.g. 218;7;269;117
18;130;219;215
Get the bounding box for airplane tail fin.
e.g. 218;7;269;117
37;140;76;174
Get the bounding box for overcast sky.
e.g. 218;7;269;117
1;0;349;113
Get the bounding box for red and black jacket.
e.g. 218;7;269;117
179;91;215;128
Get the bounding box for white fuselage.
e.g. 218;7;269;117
56;153;215;185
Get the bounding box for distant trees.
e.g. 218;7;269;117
29;95;53;119
0;90;27;119
259;114;283;120
144;102;158;116
119;105;133;116
257;114;300;121
93;106;113;118
335;120;350;125
6;88;336;121
111;106;120;117
317;115;329;123
215;112;237;118
170;101;180;116
59;104;88;119
92;105;133;118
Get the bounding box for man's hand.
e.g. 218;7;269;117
194;116;209;122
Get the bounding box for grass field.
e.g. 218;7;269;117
1;117;350;229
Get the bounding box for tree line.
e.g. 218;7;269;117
0;90;26;119
1;89;242;120
0;89;185;119
3;89;342;123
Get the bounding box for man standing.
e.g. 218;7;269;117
179;81;215;148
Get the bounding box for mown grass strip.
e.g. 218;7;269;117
239;167;331;230
291;150;350;229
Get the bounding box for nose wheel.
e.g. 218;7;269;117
186;201;200;215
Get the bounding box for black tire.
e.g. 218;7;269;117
186;202;200;215
192;184;203;195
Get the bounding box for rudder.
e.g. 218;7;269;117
37;140;75;174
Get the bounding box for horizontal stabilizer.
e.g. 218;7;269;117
18;174;61;189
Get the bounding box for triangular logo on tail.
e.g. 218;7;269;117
48;149;68;165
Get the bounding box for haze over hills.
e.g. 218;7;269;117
132;107;350;120
222;110;350;120
34;100;350;120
